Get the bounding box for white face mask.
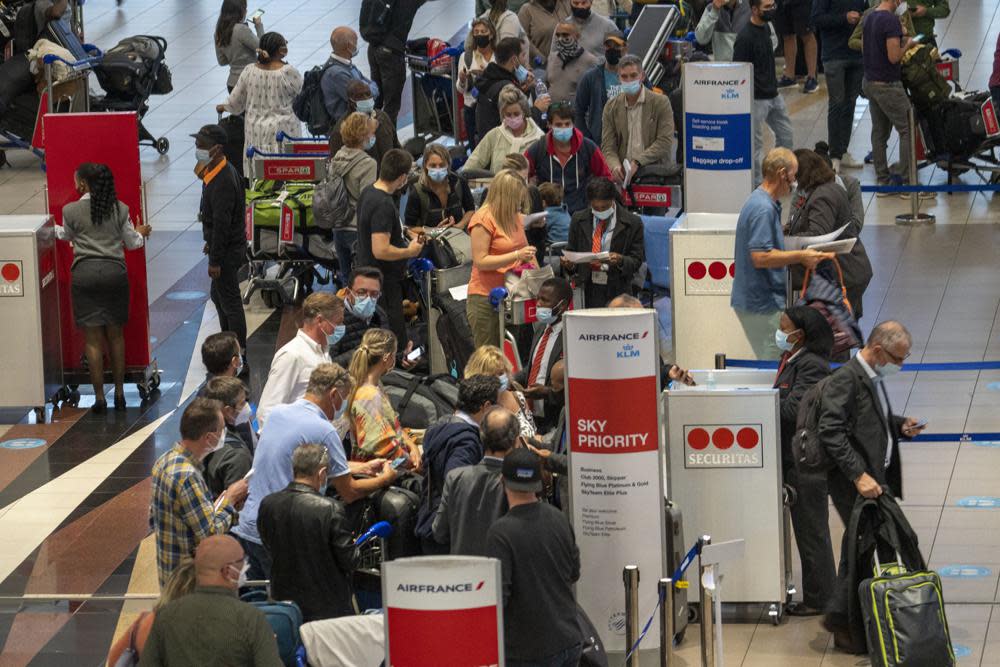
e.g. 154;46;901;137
235;402;252;425
206;428;226;457
226;561;249;588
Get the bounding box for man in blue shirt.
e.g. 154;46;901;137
321;27;380;125
731;148;833;358
233;363;395;580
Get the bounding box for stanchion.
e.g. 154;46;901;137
698;536;714;667
659;578;675;666
624;565;640;667
896;107;935;226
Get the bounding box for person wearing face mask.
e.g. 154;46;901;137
773;306;838;618
515;277;573;431
258;443;361;622
200;332;257;449
139;535;283;665
191;125;249;360
600;55;676;185
356;149;425;346
574;31;626;143
519;0;571;67
458;19;498;149
328;80;402;167
525;101;613;215
235;363;395;581
818;321;926;652
545;21;599;104
256;292;345;430
731;149;834;359
464;85;545;173
559;0;618;58
696;0;752;62
215;31;303;178
561;177;644;308
320;26;379;125
150;398;250;587
416;375;501;554
465;345;538;439
733;0;795;186
404;143;476;231
328;112;379;276
475;37;542;140
200;377;254;499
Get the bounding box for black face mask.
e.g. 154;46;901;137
571;6;591;19
473;34;491;49
605;48;621;65
760;8;776;21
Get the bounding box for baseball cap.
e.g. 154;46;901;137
501;448;543;493
604;29;626;46
190;124;228;147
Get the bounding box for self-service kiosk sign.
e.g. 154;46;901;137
684;423;763;468
684;259;735;295
383;556;503;667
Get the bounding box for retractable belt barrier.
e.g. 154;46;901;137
859;183;1000;193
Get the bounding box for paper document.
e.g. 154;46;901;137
808;238;857;254
522;212;547;228
623;159;635;188
448;284;469;301
562;250;610;264
784;223;849;251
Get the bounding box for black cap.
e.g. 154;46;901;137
190;124;228;147
502;448;543;493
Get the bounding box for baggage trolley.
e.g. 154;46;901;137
405;42;463;146
275;130;330;154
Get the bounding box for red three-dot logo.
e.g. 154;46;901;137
686;261;736;281
686;426;760;450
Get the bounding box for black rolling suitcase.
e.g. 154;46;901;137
664;500;689;643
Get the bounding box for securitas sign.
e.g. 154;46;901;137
396;581;485;594
684;424;763;468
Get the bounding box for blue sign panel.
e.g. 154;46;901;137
957;496;1000;508
685;114;752;171
938;565;992;578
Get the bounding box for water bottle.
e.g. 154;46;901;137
535;79;549;121
707;371;716;390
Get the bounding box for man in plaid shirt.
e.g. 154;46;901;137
151;397;250;587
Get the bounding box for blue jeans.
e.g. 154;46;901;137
332;229;358;280
508;643;583;667
824;59;864;159
752;96;794;186
235;534;272;582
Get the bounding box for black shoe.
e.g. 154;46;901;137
114;394;127;411
786;602;823;617
92;399;107;414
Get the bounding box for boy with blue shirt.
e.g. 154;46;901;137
539;182;571;247
731;148;833;359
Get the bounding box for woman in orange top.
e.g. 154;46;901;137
467;169;538;348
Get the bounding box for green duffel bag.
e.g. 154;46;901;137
901;44;951;115
245;181;315;232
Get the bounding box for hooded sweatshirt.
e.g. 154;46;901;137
695;0;751;62
524;127;613;214
464;117;545;173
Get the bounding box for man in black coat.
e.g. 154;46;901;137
193;124;248;350
516;278;573;432
330;266;418;369
415;375;501;553
200;376;254;499
561;177;645;308
818;320;926;652
475;36;540;141
258;443;359;623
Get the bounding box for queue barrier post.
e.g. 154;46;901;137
896;107;936;226
714;354;727;370
624;564;641;667
698;536;714;667
659;578;675;667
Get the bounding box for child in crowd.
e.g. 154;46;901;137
538;182;570;249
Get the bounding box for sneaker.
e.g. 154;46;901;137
832;158;841;173
864;151;873;164
897;189;936;200
839;153;864;169
803;77;819;94
777;75;797;88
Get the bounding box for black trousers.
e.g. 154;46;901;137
210;253;248;349
368;45;406;127
378;273;408;348
826;469;860;624
785;466;837;609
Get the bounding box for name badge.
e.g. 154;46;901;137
592;270;608;285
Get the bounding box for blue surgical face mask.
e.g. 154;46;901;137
356;98;375;114
774;329;795;352
364;135;376;150
319;479;329;495
553;126;574;143
348;294;377;321
593;206;614;221
877;362;901;378
428;167;449;182
498;374;510;392
514;64;529;82
621;80;642;96
327;324;346;346
195;148;211;163
536;307;556;325
334;392;348;420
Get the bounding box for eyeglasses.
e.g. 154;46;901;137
882;347;911;365
351;288;381;300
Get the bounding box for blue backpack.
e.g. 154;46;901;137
250;600;304;667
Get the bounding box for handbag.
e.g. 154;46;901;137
796;257;863;357
504;264;554;299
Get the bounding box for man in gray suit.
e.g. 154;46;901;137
818;321;926;652
432;407;520;555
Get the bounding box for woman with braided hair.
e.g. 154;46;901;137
57;163;152;413
346;329;422;470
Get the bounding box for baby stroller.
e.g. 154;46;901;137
92;35;172;154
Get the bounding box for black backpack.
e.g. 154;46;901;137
359;0;394;44
791;371;859;474
313;168;355;230
382;370;457;429
434;293;475;378
292;63;333;136
12;2;39;54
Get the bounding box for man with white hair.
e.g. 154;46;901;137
321;27;379;124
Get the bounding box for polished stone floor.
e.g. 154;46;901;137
1;0;1000;664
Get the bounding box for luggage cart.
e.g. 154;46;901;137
244;148;335;308
275;130;330;154
406;43;463;145
424;262;473;376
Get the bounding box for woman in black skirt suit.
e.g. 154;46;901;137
57;163;151;413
